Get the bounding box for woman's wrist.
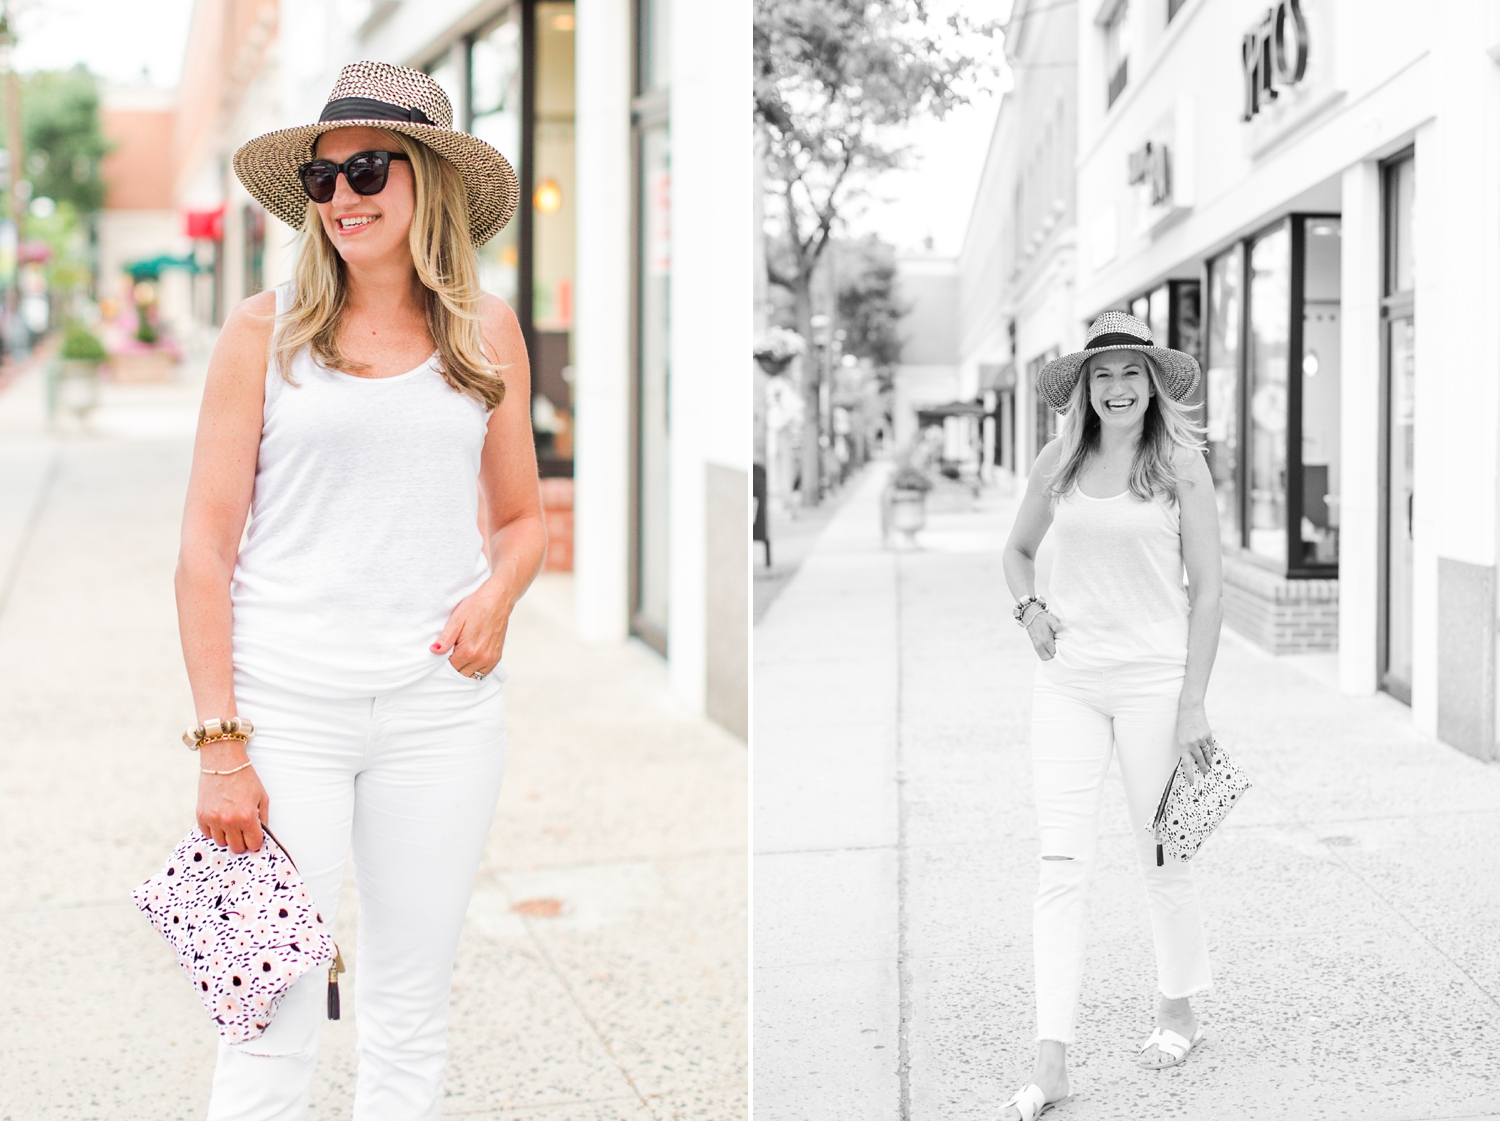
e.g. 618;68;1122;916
197;740;250;767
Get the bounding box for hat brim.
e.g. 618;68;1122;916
232;121;519;247
1035;344;1201;412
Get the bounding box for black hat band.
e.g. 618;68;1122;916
319;97;435;126
1087;331;1151;349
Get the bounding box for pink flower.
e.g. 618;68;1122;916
215;992;241;1019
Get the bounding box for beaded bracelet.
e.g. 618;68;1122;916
1012;595;1047;628
184;717;256;751
201;760;254;776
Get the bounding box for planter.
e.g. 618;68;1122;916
755;353;795;377
111;349;179;384
891;488;927;536
48;359;102;423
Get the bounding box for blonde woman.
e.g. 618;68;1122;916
998;312;1221;1121
175;64;544;1117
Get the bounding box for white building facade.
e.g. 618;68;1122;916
957;0;1079;481
1072;0;1500;758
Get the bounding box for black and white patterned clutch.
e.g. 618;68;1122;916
1147;743;1251;865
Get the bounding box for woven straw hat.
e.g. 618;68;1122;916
1036;310;1201;412
232;61;519;247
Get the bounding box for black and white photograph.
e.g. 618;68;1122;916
755;1;1500;1119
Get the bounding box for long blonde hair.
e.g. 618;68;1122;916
272;131;506;409
1046;351;1204;502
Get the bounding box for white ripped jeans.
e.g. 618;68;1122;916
206;659;507;1121
1029;657;1211;1044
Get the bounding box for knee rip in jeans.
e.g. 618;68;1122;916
230;1039;317;1061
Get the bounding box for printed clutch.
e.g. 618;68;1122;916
1147;743;1251;865
132;827;339;1044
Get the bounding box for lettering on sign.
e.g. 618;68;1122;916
1126;141;1171;208
1241;0;1309;121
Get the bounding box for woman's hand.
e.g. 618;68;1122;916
196;747;269;854
1025;610;1060;661
1176;701;1215;783
432;580;517;678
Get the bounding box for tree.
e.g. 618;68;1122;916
755;0;995;504
21;66;110;215
834;235;906;376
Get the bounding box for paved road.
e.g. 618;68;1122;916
0;352;745;1120
754;462;1500;1121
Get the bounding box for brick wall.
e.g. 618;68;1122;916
539;478;573;572
1221;554;1338;654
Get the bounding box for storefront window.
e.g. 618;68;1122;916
532;1;577;473
1247;222;1290;562
1147;285;1169;346
1299;218;1341;565
1206;246;1242;549
471;8;523;307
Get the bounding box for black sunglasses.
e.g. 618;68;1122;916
296;150;410;204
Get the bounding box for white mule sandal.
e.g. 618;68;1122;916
1000;1082;1073;1120
1136;1023;1206;1068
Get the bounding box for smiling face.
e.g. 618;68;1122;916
311;126;416;268
1086;351;1155;431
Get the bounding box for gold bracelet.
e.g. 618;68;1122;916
200;760;254;776
199;732;249;749
184;717;256;750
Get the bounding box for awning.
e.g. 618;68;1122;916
916;400;987;421
124;254;204;280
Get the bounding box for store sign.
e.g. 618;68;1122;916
1125;99;1196;238
1241;0;1310;122
1127;141;1171;208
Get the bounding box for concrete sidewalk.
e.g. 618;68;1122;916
0;355;745;1120
754;463;1500;1121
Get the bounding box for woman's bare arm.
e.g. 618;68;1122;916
1003;441;1062;660
1175;446;1224;774
432;296;548;675
176;290;274;851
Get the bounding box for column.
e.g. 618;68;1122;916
572;0;633;643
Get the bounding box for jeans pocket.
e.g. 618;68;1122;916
438;657;507;686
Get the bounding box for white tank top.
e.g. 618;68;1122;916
1045;486;1190;670
230;283;491;697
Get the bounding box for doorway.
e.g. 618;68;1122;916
1379;151;1415;702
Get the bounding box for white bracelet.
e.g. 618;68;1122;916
201;761;254;776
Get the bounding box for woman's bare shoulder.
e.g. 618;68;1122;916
1034;437;1066;472
477;292;521;334
217;289;278;356
1172;442;1212;484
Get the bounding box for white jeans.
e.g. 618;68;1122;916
1029;658;1210;1044
206;658;507;1121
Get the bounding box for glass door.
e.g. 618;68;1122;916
1383;314;1415;701
631;0;672;653
1380;151;1415;701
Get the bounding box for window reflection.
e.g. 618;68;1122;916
471;8;523;308
1300;218;1341;565
1247;223;1289;562
1206;246;1242;549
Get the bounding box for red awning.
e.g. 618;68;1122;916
184;206;225;241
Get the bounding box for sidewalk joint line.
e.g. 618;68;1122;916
0;446;60;629
895;547;912;1121
1271;790;1500;1012
507;885;658;1118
